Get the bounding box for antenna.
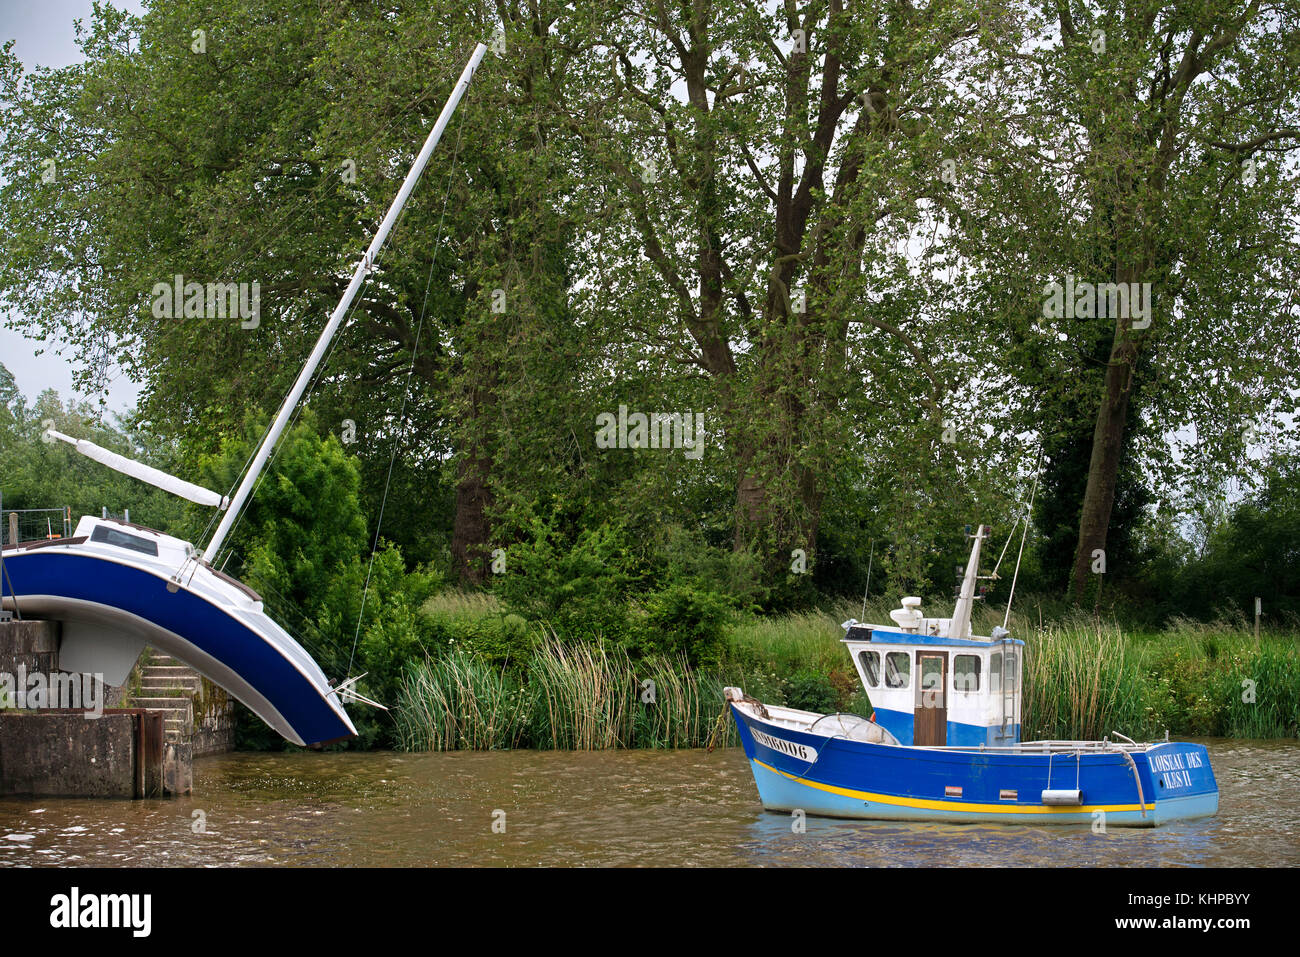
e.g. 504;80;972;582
860;538;875;619
1002;465;1042;631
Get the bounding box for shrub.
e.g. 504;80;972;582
493;516;640;643
783;669;838;714
639;582;732;668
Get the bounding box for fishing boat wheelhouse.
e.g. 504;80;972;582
842;607;1023;748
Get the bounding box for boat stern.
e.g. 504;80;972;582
1141;741;1219;824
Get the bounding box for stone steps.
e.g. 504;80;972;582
130;650;199;740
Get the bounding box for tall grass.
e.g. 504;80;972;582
529;641;637;749
1217;645;1300;738
1019;616;1300;740
421;590;504;618
1021;618;1154;741
725;610;846;674
397;589;1299;750
393;649;532;751
395;636;735;751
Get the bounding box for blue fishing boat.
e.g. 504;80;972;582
0;45;489;748
726;526;1218;826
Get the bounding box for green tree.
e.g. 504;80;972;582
202;416;438;748
966;1;1300;600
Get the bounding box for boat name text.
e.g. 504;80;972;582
1148;750;1204;789
750;728;818;763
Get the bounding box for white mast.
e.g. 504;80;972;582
947;524;987;640
201;43;488;565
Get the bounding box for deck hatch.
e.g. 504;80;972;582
90;524;159;556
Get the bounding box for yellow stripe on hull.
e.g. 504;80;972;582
753;759;1145;815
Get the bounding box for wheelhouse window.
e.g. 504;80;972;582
884;652;911;689
858;651;880;688
954;654;980;692
90;525;159;557
920;655;943;691
990;652;1002;693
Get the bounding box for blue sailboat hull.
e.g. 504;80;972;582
2;544;355;747
732;704;1218;827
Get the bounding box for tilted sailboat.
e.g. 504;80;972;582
726;526;1219;826
0;44;488;747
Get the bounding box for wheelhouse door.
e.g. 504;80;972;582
914;651;948;746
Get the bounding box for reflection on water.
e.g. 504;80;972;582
0;740;1294;866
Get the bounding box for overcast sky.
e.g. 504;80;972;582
0;0;146;413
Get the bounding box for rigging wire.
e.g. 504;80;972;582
200;44;477;574
1003;453;1044;631
347;112;467;676
112;56;473;567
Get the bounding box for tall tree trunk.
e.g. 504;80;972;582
451;444;493;584
449;363;494;583
1069;315;1140;599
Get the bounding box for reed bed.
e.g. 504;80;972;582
393;649;532;751
395;636;735;751
1019;616;1300;740
1020;619;1152;741
396;592;1299;750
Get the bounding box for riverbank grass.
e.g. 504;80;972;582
394;594;1300;750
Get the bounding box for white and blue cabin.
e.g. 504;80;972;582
842;599;1023;748
841;525;1022;747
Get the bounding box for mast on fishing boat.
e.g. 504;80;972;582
947;524;988;640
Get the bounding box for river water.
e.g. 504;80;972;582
0;740;1295;866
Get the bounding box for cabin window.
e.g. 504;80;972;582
990;652;1002;693
90;524;159;557
953;654;980;692
884;652;911;689
858;651;880;688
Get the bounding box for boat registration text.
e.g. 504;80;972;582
750;728;818;763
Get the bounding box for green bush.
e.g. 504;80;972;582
783;669;838;713
639;582;732;668
493;516;641;644
422;605;536;667
652;526;768;611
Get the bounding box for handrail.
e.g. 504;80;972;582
1120;749;1148;818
